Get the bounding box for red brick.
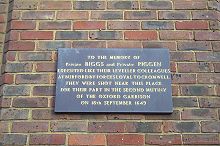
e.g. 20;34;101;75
12;97;48;108
199;98;220;108
0;98;11;108
108;21;140;30
72;41;106;48
16;74;50;84
39;1;72;10
195;31;220;40
178;62;214;73
39;21;71;30
183;134;219;145
171;74;196;84
57;11;89;20
73;21;105;30
201;121;220;132
30;134;65;145
163;122;200;133
0;14;5;22
8;41;35;51
2;74;14;84
20;31;53;40
107;134;144;145
176;21;208;30
36;63;56;72
69;134;105;145
197;73;220;84
145;134;181;145
12;122;48;133
11;20;36;30
170;52;195;61
160;31;193;40
142;41;176;51
125;31;158;40
125;11;157;20
181;109;217;120
174;0;207;10
108;41;142;48
5;30;19;41
172;85;179;96
22;11;55;20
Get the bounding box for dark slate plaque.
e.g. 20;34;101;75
55;48;173;113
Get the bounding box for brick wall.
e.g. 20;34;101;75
0;0;220;145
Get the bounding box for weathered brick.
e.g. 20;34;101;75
13;0;37;10
0;109;28;120
181;109;217;120
171;74;196;84
210;21;220;30
3;134;27;145
164;122;200;133
8;11;21;20
5;51;16;62
142;41;176;51
125;31;158;40
176;21;208;30
73;21;105;30
30;134;66;145
1;74;14;84
10;20;36;30
108;21;139;30
173;97;198;107
8;41;35;51
36;63;56;72
180;85;215;96
19;52;52;61
5;30;19;41
178;41;211;51
131;122;162;133
0;122;9;133
22;11;55;20
20;31;53;40
12;97;48;108
12;122;48;133
3;85;30;96
208;1;220;11
33;86;55;96
159;11;190;20
39;1;72;10
196;52;220;61
141;1;172;10
5;63;32;73
108;41;142;48
212;42;220;51
0;14;5;22
73;1;105;10
72;41;106;48
88;122;125;133
178;62;214;73
170;52;195;61
51;121;87;132
192;11;217;20
125;11;157;20
183;134;219;145
57;11;89;20
214;63;220;72
160;31;193;40
197;31;220;41
39;21;71;30
56;31;88;40
201;121;220;133
69;134;105;145
91;11;123;20
90;31;122;40
142;21;174;30
107;114;145;120
107;134;144;145
174;0;207;10
38;41;71;51
197;73;220;84
199;98;220;108
108;1;138;10
145;134;181;145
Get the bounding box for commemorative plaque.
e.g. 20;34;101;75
55;48;173;113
